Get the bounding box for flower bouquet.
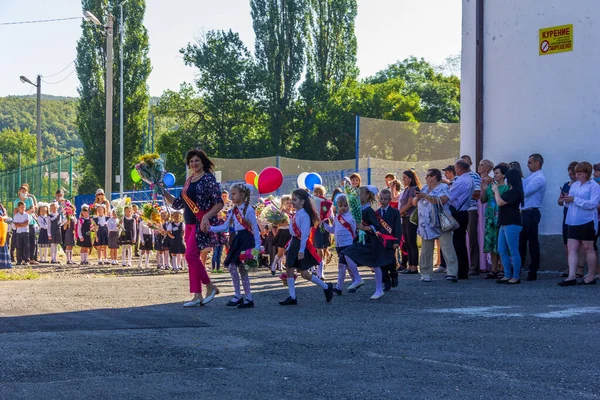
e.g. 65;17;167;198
63;203;75;226
88;203;97;217
140;202;163;230
344;185;365;244
111;197;131;220
238;248;264;270
259;203;289;227
135;153;167;199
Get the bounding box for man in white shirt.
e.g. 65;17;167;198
520;153;547;281
448;160;475;279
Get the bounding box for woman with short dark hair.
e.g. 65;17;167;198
163;149;225;306
558;162;600;286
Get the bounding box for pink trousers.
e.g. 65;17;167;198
185;223;211;293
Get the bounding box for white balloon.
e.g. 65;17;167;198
297;172;309;189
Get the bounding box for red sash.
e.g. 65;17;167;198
181;176;205;221
292;215;322;264
233;206;253;233
374;211;398;247
337;214;355;239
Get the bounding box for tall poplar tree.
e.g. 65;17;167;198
250;0;308;155
76;0;151;193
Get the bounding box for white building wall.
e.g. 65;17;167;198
462;0;600;235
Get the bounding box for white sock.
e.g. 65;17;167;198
271;255;280;272
317;261;324;278
287;278;296;299
172;255;178;269
122;248;127;264
145;252;150;266
311;275;328;289
66;250;72;262
138;253;143;267
127;246;133;264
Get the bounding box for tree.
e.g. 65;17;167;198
180;30;267;157
0;128;36;171
250;0;308;155
76;0;151;193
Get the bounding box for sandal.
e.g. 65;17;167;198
485;272;498;280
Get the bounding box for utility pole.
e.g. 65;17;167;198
105;13;114;197
119;0;128;199
19;75;42;163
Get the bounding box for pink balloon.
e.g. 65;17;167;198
257;167;284;194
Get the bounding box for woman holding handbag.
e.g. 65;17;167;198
413;169;459;282
163;149;225;307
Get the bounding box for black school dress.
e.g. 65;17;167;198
286;209;320;271
50;214;63;245
341;205;395;268
120;217;136;245
77;218;92;248
168;222;186;255
93;216;109;246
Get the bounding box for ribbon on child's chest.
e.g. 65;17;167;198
233;206;253;232
337;214;355;239
292;215;322;263
374;212;398;247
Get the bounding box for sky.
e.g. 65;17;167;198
0;0;462;98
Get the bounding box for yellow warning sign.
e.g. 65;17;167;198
539;24;573;56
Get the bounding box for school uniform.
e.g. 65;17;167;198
286;209;320;271
210;205;261;265
323;211;357;292
120;216;137;245
107;217;120;249
138;220;154;251
272;211;293;248
93;216;109;246
375;205;402;289
62;218;75;247
341;204;396;268
77;217;92;248
167;222;186;255
161;222;171;251
13;212;30;264
37;215;51;248
154;223;166;252
49;213;63;245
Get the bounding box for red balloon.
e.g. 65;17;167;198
257;167;284;194
245;170;258;185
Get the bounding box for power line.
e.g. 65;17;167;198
0;16;81;26
44;60;76;78
41;68;77;85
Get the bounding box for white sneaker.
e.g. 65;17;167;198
183;299;202;307
370;292;384;300
421;276;432;282
347;280;364;292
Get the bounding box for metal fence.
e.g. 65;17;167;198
0;154;75;214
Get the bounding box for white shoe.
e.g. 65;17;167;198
201;286;220;305
183;299;202;307
347;280;364;292
127;263;132;267
370;292;385;300
420;276;432;282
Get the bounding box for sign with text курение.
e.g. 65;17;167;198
539;24;573;56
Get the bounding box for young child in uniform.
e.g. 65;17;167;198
138;218;154;269
279;189;334;306
121;205;137;266
77;204;93;265
107;209;120;265
376;188;402;292
210;183;261;308
166;210;186;272
341;186;396;300
13;202;30;265
62;207;76;265
49;202;63;264
155;208;169;269
322;194;359;295
270;194;293;275
36;203;51;263
93;204;109;265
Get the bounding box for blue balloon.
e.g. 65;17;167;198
163;172;176;187
304;173;322;191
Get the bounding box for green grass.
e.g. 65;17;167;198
0;269;40;281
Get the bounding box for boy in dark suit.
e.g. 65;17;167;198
376;189;402;291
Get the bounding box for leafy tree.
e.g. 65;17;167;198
250;0;308;154
76;0;151;193
0;128;37;171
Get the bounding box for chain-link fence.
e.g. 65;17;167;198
0;154;75;214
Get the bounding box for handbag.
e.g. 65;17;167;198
409;208;419;225
437;197;460;232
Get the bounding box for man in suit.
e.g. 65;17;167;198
377;189;402;291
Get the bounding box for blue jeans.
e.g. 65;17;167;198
212;245;223;270
498;225;523;279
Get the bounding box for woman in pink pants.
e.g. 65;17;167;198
164;149;225;307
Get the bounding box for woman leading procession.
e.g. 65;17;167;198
163;149;225;307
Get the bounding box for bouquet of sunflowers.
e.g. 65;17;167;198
140;202;162;230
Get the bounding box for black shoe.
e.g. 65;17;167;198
402;269;418;274
578;278;597;285
324;283;334;303
279;296;297;306
391;276;399;288
495;278;510;284
383;282;391;292
271;270;276;276
560;272;569;278
226;298;244;307
333;288;342;296
558;279;577;286
526;273;537;281
237;300;254;309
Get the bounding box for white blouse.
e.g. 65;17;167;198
210;205;261;250
565;180;600;234
322;211;356;247
289;208;311;253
